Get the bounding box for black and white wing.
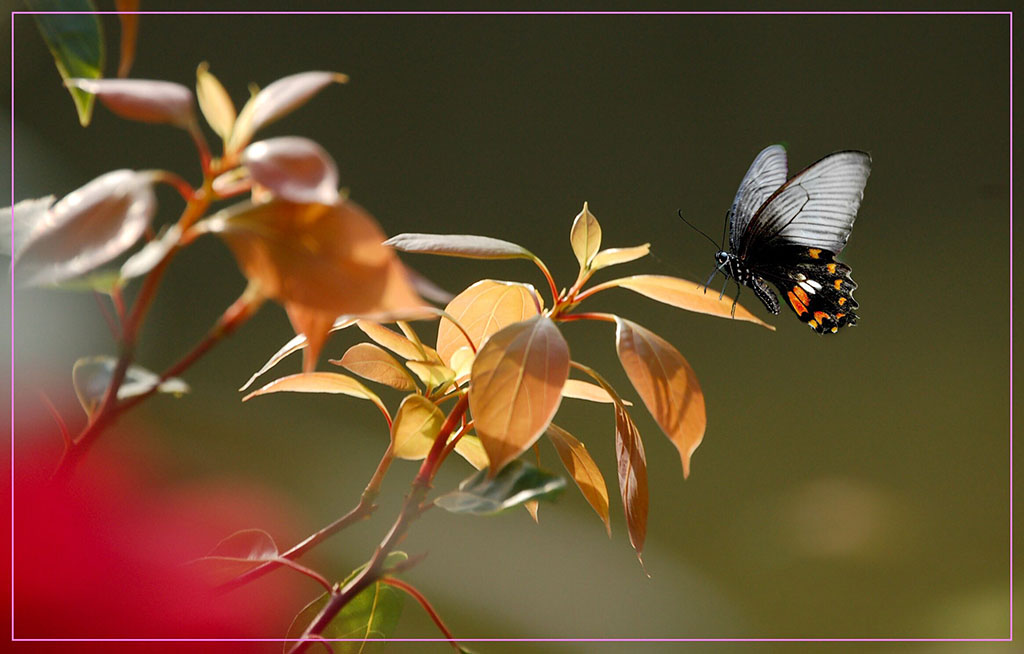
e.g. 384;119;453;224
728;144;789;252
740;150;871;257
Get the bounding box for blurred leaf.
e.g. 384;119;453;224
72;356;188;417
384;233;534;261
114;0;138;78
561;378;631;405
570;201;602;269
547;424;611;535
358;320;440;363
229;70;348;153
196;62;236;141
469;316;570;474
285;552;407;654
435;460;566;515
600;274;774;330
240;317;356;391
243;136;339;205
47;268;121;294
589;244;650;271
615;317;706;478
391;394;444;460
332;343;418;391
66;78;195;127
188;528;279;586
449;346;474;381
14;170;155;287
405;361;455;392
242;372;388;422
198;199;427;369
614;402;648;566
120;224;181;281
435;279;541;365
28;0;104;126
0;195;55;257
525;500;540;523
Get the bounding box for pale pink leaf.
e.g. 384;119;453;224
67;78;195;127
242;137;339;205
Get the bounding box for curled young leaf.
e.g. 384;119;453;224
332;343;418;391
14;170;156;287
547;424;611;535
242;136;339;205
615;402;649;565
196;62;236;141
469;316;570;474
436;280;542;365
599;274;774;329
72;356;188;417
435;460;566;515
384;233;534;261
615;317;706;478
242;371;388;423
570;201;602;269
187;528;279;586
589;244;651;271
228;70;348;153
66;78;195;127
391;394;444;460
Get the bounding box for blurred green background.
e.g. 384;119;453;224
5;8;1012;652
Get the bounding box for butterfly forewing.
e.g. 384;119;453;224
727;144;789;252
740;151;870;257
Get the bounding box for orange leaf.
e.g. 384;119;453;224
196;62;236;141
240;317;356;391
242;371;388;421
358;320;439;362
569;202;601;269
615;317;706;478
469;316;570;474
331;343;418;391
599;274;774;329
391;394;444;460
547;424;611;536
561;378;631;405
436;280;542;365
589;244;650;271
614;402;648;565
114;2;139;78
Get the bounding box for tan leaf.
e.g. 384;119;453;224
242;137;339;205
561;378;632;405
228;70;348;153
405;361;455;392
525;500;540;523
331;343;418;391
66;78;195;127
358;320;439;362
469;316;570;474
14;170;155;287
240;317;356;391
570;201;602;269
600;274;774;330
242;371;388;421
615;317;706;478
547;423;611;535
449;346;475;381
615;402;648;565
436;280;542;365
196;62;237;141
452;434;489;470
391;394;444;460
589;244;650;271
200;199;427;369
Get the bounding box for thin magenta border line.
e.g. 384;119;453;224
6;7;1015;646
8;10;1016;16
8;638;1018;643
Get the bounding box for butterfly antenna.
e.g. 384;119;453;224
677;210;720;250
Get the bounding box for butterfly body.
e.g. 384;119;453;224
717;145;870;334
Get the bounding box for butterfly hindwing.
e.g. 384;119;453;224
760;247;859;334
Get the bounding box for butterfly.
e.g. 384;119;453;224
703;145;871;334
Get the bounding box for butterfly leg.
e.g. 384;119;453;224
730;282;741;317
718;278;729;301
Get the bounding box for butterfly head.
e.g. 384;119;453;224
714;251;730;266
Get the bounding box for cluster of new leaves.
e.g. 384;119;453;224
242;203;773;569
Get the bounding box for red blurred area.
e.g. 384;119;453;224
4;407;315;652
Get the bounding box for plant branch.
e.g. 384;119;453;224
289;393;471;654
381;576;460;650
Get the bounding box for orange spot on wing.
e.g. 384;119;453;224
838;297;847;306
813;311;830;323
834;279;843;290
827;263;837;274
808;320;819;329
808;248;822;259
830;326;838;333
787;291;808;316
836;313;846;320
793;285;810;305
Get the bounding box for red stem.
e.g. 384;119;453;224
381;577;460;650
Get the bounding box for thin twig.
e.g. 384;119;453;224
381;576;460;650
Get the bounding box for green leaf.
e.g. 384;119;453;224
435;459;566;515
27;0;105;126
285;552;408;654
72;356;189;417
46;268;121;295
